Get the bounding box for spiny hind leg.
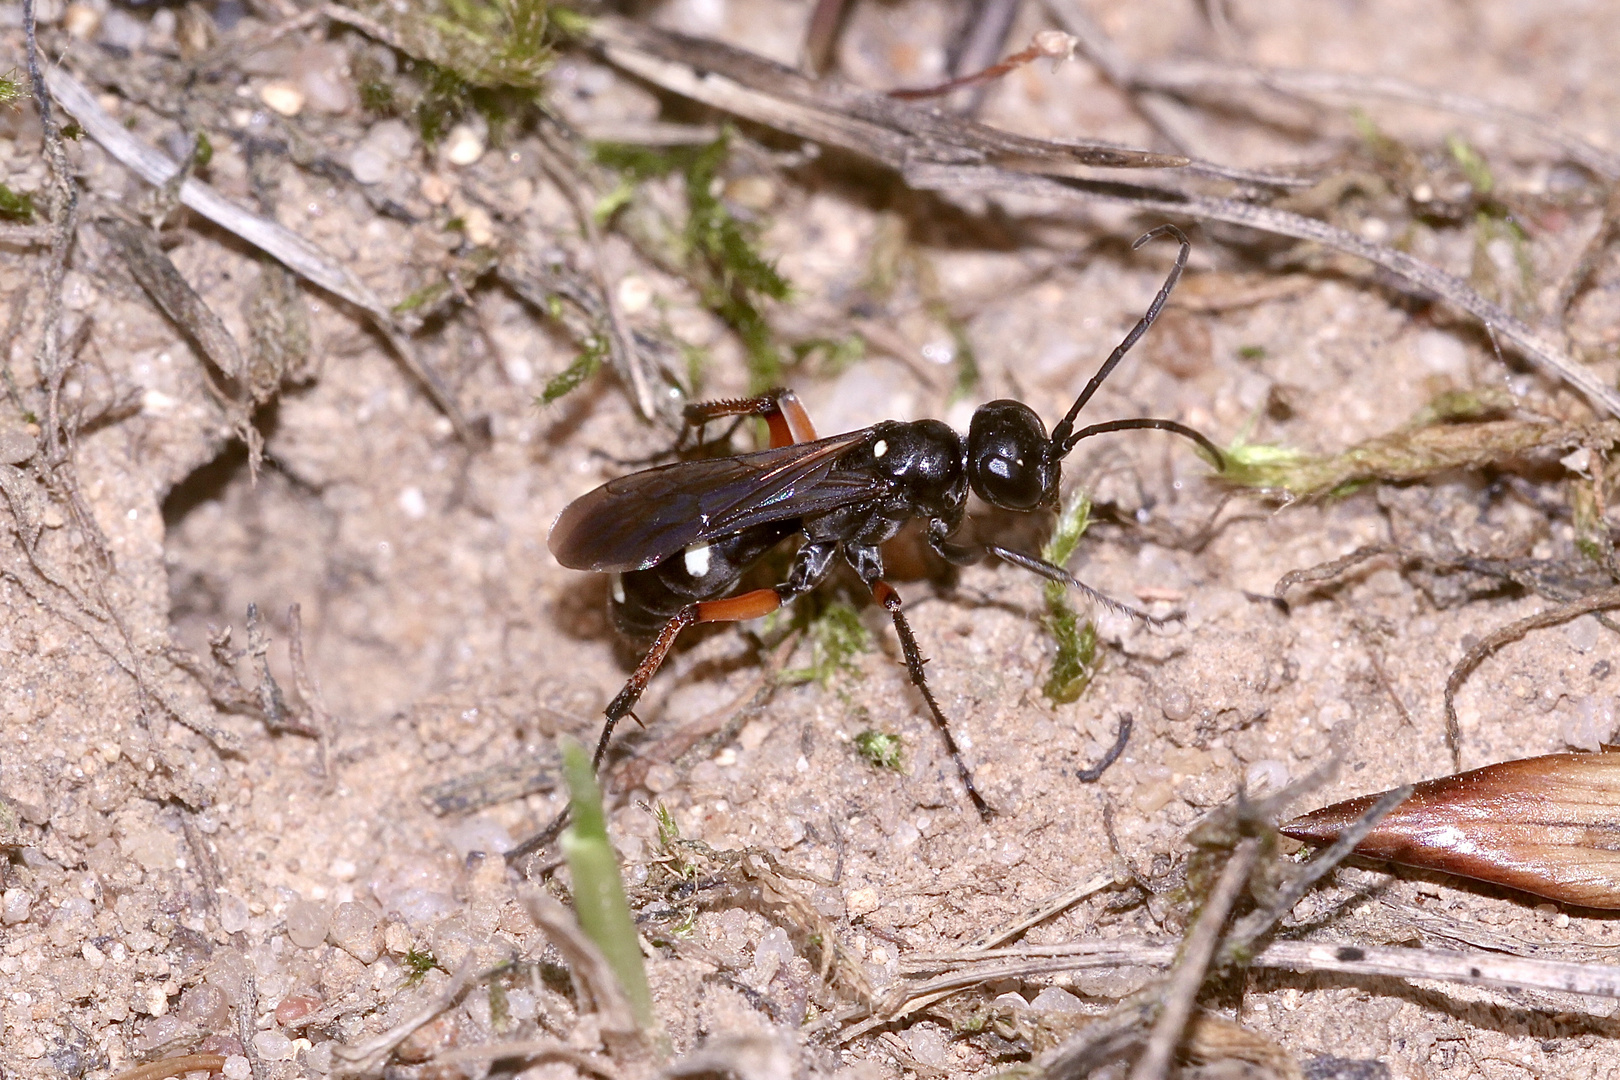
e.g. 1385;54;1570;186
684;388;818;449
594;587;786;767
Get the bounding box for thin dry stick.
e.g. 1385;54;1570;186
837;870;1119;1042
533;121;663;423
1132;60;1620;182
331;957;479;1077
44;68;471;439
582;13;1188;172
1129;837;1261;1080
107;1056;228;1080
1444;584;1620;770
1221;785;1412;965
287;602;335;782
518;890;638;1041
908;163;1620;420
1274;545;1397;602
428;1039;617;1077
0;222;54;245
889;30;1078;102
575;17;1620;419
887;935;1620;1001
963;870;1117;952
1039;0;1224;162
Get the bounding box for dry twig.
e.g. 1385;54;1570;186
1443;585;1620;769
331;958;480;1077
574;16;1620;419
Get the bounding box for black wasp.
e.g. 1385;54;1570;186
549;225;1222;818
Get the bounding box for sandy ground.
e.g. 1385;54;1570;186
4;0;1620;1077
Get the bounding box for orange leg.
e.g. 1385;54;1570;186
593;587;785;767
684;388;818;449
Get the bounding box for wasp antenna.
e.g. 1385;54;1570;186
1062;416;1226;471
1050;224;1191;458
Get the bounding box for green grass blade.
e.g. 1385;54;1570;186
560;737;655;1032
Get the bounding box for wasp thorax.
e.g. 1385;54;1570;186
967;400;1056;511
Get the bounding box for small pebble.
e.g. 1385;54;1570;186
1159;688;1192;723
1030;986;1086;1012
461;206;495;247
1245;759;1290;794
444;124;485;166
286;899;330;949
178;984;230;1031
1566;615;1601;654
617;275;653;314
259;81;305;117
222;1057;252;1080
421;174;452;205
349;119;416;185
251;1030;294;1061
293;43;355;113
99;8;146;50
133;1015;184;1053
1;888;32;924
903;1025;948;1067
275;992;322;1026
219;894;250;934
327;901;382;964
63;2;100;38
0;429;36;464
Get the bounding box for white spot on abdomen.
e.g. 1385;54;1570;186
873;439;888;458
683;542;712;578
610;573;626;604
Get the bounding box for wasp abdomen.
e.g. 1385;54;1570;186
611;520;800;642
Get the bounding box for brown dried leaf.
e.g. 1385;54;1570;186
1282;752;1620;909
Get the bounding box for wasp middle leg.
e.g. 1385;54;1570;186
847;544;994;819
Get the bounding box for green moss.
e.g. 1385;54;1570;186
540;335;608;404
394;279;453;315
1218;387;1584;498
488;978;509;1030
354;0;555;90
782;600;871;686
594;133;791;393
0;70;18;107
1445;134;1495;195
853;729;903;770
402;948;442;985
1237;345;1267;361
359;77;397;114
0;184;34;222
654;802;682;852
1572;474;1612;564
1040;490;1097;704
346;0;556;145
792;334;865;375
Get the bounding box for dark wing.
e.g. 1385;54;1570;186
549;430;881;572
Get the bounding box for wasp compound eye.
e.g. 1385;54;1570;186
967;400;1054;511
